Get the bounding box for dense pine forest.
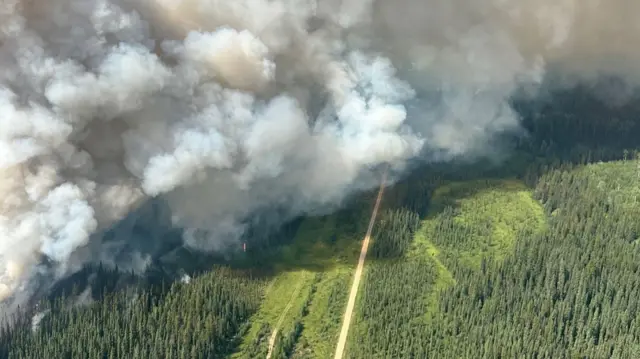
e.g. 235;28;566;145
347;161;640;358
4;88;640;358
0;267;264;358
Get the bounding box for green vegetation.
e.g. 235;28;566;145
232;270;315;359
290;267;352;358
233;199;374;359
418;179;547;268
0;267;264;359
346;178;547;358
345;159;640;358
5;89;640;358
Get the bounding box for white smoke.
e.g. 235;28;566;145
0;0;639;313
30;309;49;333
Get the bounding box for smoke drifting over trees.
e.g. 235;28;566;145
0;0;639;312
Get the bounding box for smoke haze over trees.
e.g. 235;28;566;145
3;0;640;316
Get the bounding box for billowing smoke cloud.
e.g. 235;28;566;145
0;0;638;313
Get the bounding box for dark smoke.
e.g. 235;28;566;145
1;0;638;314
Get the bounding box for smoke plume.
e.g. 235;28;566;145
0;0;638;313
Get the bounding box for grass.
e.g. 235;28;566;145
404;179;547;321
291;267;352;358
409;231;455;322
231;270;316;358
232;197;375;358
415;179;546;268
406;162;640;325
237;178;549;357
275;216;363;272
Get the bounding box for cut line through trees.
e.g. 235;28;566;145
333;169;387;359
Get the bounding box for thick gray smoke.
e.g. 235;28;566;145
0;0;638;312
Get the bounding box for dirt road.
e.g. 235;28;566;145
333;170;387;359
265;279;303;359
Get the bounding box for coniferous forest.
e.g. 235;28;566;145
4;84;640;358
0;267;264;358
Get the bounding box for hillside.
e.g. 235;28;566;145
6;1;640;357
5;84;640;358
4;157;640;358
347;160;640;358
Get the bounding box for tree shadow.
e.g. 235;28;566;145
10;82;640;342
40;93;640;306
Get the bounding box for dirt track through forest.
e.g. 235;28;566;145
265;278;304;359
333;170;387;359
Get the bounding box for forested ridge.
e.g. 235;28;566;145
0;268;264;358
3;90;640;358
347;160;640;358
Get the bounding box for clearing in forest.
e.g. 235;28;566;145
344;178;548;356
333;172;386;359
410;179;547;267
409;179;547;320
232;194;376;359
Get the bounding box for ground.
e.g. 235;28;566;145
13;161;640;358
232;177;548;358
232;203;371;359
405;179;547;322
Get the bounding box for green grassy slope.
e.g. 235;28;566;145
414;179;546;322
9;159;640;359
232;197;375;359
345;178;547;357
346;159;640;358
413;179;547;267
236;177;550;358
